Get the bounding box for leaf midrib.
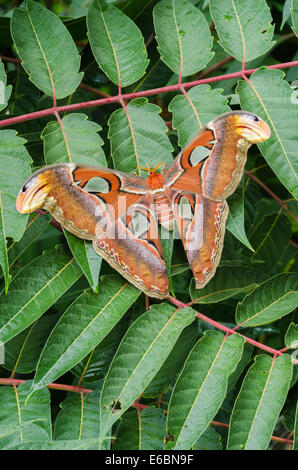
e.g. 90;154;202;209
174;334;228;448
103;308;182;431
231;0;246;64
246;79;297;181
238;289;297;326
26;2;56;98
243;357;275;449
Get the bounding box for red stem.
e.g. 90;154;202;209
168;296;187;308
194;310;293;359
209;420;293;444
210;420;293;445
1;56;21;64
1;60;298;128
132;404;294;445
167;298;298;365
0;378;292;445
145;32;155;49
0;378;92;394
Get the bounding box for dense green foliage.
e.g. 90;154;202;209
0;0;297;451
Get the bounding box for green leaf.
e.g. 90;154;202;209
0;419;46;443
190;267;265;304
114;408;166;450
167;331;245;449
108;97;173;174
63;230;102;292
292;0;298;36
193;427;222;450
226;178;254;251
11;0;83;99
100;305;196;439
0;58;12;111
236;273;298;328
170;263;190;278
42;113;106;166
294;400;298;450
143;321;198;397
237;68;298;199
219;256;263;269
9;438;101;450
285;323;298;349
290;364;298;389
54;390;100;441
30;275;140;393
252;198;281;227
0;249;82;343
159;225;173;274
0;192;10;292
64;0;93;17
159;225;174;295
4;312;59;374
0;130;31;241
249;213;292;272
169;85;230;147
209;0;275;63
153;0;213;76
228;343;254;392
87;0;148;87
71;314;129;382
7;214;50;268
0;129;32;291
6;69;40;115
282;397;297;431
0;381;51;449
227;354;293;450
130;56;173;94
290;364;298;388
281;0;293;30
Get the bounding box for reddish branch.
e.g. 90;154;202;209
0;60;298;128
210;421;293;446
0;377;92;394
132;404;293;446
168;296;298;365
1;56;21;64
0;378;293;446
145;32;155;49
290;240;298;249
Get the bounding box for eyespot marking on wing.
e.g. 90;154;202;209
81;177;111;193
130;210;150;238
177;195;194;221
189;146;212;167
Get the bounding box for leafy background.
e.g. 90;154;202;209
0;0;297;451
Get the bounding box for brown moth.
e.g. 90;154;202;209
16;111;271;298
